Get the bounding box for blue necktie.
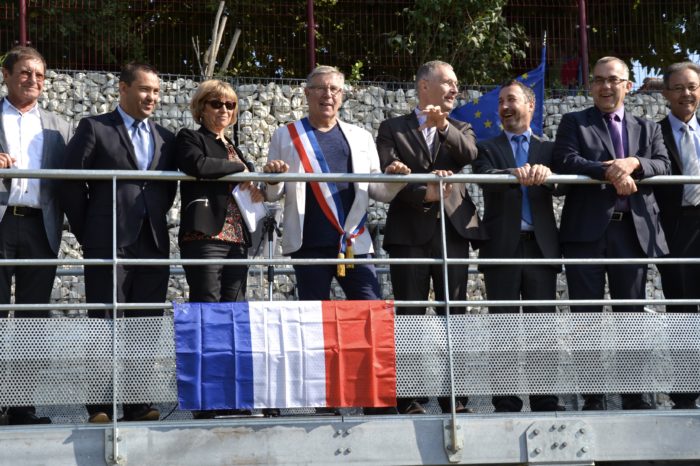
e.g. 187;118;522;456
512;134;533;226
132;120;150;171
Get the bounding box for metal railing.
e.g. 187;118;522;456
1;168;700;462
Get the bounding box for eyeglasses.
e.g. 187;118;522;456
668;84;700;93
207;100;236;110
591;76;628;86
307;85;343;96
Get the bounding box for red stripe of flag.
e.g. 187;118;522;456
321;300;396;407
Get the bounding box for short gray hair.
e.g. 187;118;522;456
663;61;700;89
594;56;630;80
306;65;345;86
415;60;453;90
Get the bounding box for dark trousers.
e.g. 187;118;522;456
563;214;647;407
387;221;470;413
657;211;700;406
0;210;56;416
180;240;248;302
563;215;647;313
483;234;560;411
83;226;169;417
292;247;381;300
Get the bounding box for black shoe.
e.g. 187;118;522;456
363;407;399;415
315;407;340;415
582;397;605;411
622;400;653;410
673;400;699;409
262;408;281;417
401;401;426;415
8;412;51;425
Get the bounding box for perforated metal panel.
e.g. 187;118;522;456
1;313;699;408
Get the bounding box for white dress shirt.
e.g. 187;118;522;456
2;98;44;208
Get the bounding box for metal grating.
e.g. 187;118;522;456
1;313;699;407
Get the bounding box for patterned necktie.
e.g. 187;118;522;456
680;124;700;206
132;120;150;171
604;113;625;158
512;134;533;226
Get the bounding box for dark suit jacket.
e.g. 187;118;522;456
176;126;252;241
62;110;176;253
552;106;669;257
377;113;484;248
0;99;72;254
473;132;560;267
653;116;695;242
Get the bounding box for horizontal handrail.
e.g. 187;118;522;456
0;168;697;185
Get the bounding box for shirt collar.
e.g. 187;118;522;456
668;112;699;134
117;105;150;132
2;98;41;116
602;106;625;122
414;107;429;129
504;128;532;143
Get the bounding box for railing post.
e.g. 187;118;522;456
109;175;122;465
437;178;463;461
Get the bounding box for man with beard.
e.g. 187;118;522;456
653;61;700;409
552;56;670;411
377;60;484;415
473;80;563;413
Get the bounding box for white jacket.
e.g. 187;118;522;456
265;119;404;255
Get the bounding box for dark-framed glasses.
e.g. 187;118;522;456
207;100;237;110
668;84;700;94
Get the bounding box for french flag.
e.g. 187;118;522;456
174;300;396;410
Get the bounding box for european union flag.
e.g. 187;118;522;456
451;47;546;142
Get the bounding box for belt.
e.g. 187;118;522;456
681;205;700;216
610;211;627;221
7;206;42;217
519;231;535;240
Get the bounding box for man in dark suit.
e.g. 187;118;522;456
377;60;484;415
653;61;700;409
552;56;670;411
473;79;563;413
63;62;177;423
0;46;71;425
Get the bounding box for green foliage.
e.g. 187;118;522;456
389;0;529;85
348;60;364;82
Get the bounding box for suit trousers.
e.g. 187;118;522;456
292;247;381;300
388;218;470;315
387;219;470;412
483;234;560;411
0;209;56;417
180;240;248;303
657;210;700;406
83;223;168;418
562;214;647;313
0;211;56;315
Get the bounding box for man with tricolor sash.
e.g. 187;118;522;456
263;65;409;301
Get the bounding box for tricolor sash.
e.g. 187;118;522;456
287;118;367;276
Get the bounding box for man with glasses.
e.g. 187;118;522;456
376;60;484;415
62;62;177;423
552;56;670;411
653;61;700;409
0;46;71;425
262;65;408;315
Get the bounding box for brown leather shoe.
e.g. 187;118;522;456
123;406;160;422
402;401;427;414
88;412;111;423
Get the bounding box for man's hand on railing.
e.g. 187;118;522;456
424;169;453;202
512;163;552;186
384;160;411;175
262;160;290;185
0;153;16;169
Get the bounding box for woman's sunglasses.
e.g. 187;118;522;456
207;100;237;110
